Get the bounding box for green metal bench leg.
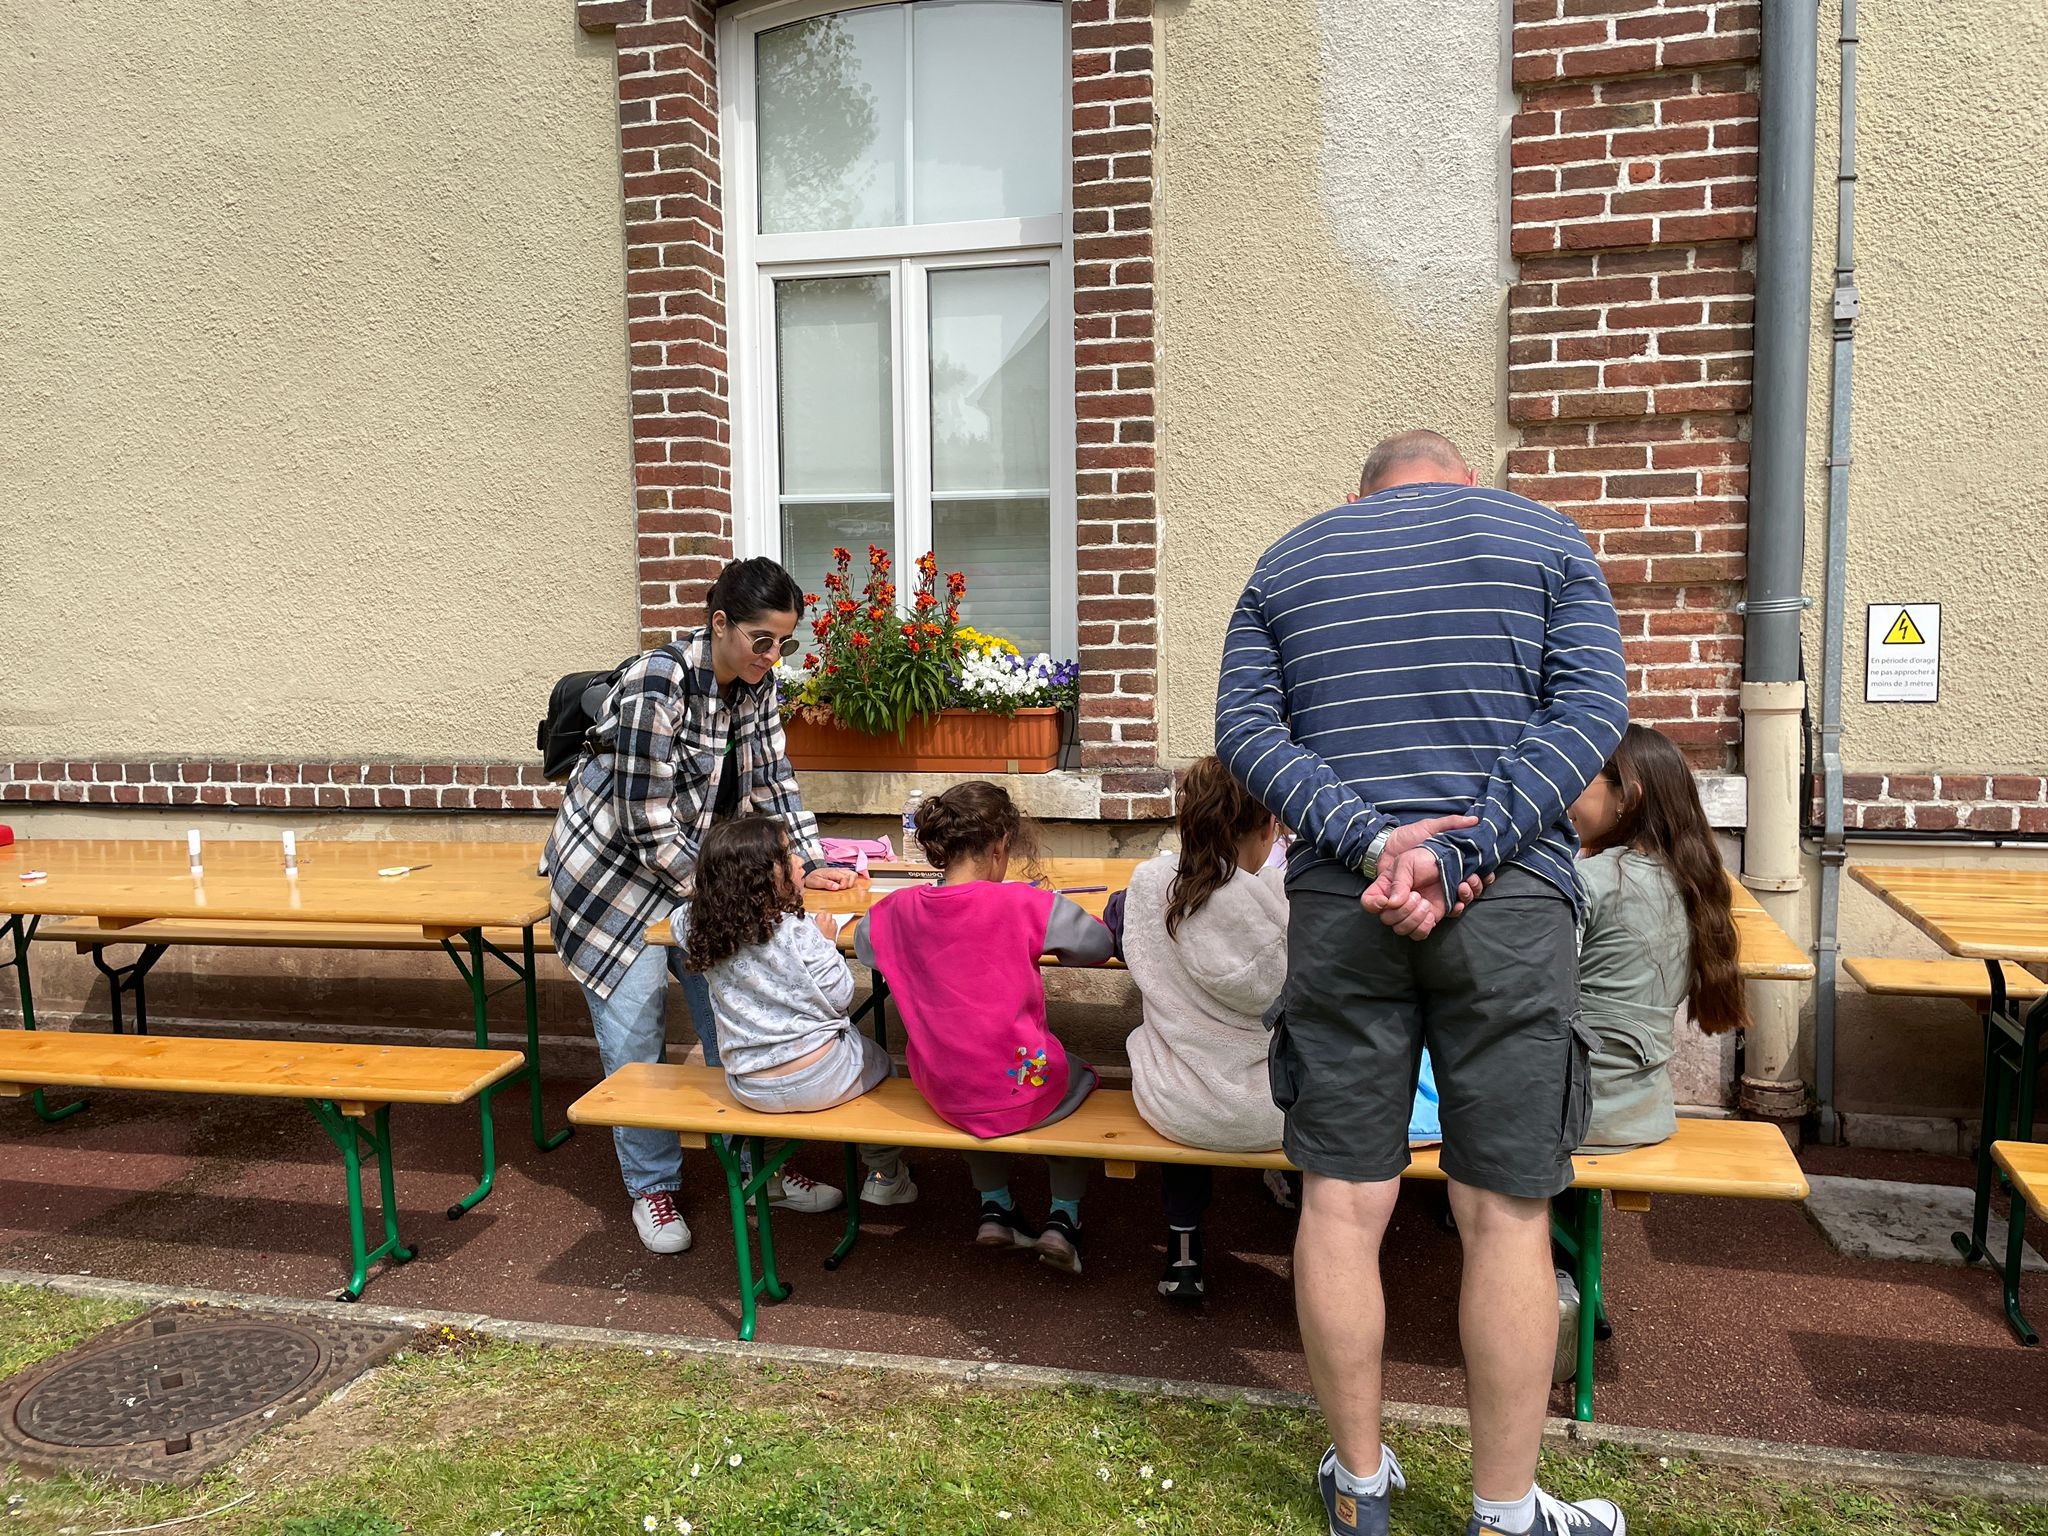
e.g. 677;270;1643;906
1571;1189;1605;1422
521;926;572;1153
4;914;86;1123
824;1142;863;1271
1997;1000;2043;1344
1957;994;2010;1264
308;1100;415;1302
709;1134;798;1341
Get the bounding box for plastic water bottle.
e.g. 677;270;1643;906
901;789;926;866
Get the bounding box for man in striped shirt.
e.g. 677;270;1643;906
1217;431;1630;1536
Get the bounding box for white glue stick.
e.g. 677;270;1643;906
282;830;298;871
187;828;203;876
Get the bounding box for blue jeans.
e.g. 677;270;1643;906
582;934;720;1198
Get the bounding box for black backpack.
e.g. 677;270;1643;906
535;642;692;782
536;666;625;782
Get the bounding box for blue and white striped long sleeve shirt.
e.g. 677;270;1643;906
1215;482;1629;912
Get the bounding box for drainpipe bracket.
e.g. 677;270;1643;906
1740;872;1803;895
1735;596;1813;617
1738;1075;1809;1125
1833;287;1861;321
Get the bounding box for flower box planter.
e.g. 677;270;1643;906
782;708;1064;774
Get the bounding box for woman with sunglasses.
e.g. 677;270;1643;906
546;557;856;1256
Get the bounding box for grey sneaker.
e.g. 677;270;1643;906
1318;1444;1404;1536
1468;1489;1627;1536
1554;1267;1581;1383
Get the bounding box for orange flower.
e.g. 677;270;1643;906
908;640;921;654
850;632;871;649
837;601;857;615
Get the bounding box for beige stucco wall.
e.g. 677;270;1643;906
1153;0;1511;761
1802;0;2048;773
0;1;638;764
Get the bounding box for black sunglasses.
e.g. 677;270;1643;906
740;625;800;659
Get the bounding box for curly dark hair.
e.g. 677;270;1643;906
914;780;1040;873
683;815;803;973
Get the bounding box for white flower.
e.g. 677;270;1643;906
690;1463;702;1478
1096;1466;1111;1482
677;1522;693;1534
645;1517;660;1532
1161;1479;1174;1491
1140;1465;1153;1480
997;1513;1012;1521
728;1453;743;1468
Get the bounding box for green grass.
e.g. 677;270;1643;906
0;1284;143;1379
0;1286;2042;1536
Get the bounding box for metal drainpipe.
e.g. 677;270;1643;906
1811;0;1860;1146
1738;0;1821;1133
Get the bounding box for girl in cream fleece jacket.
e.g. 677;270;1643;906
1123;757;1289;1302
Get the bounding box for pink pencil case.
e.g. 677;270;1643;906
820;835;894;867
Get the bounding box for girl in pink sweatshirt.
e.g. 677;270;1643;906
855;781;1113;1273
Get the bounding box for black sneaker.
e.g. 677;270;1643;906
1158;1226;1205;1302
1318;1444;1404;1536
1035;1209;1083;1273
975;1199;1038;1249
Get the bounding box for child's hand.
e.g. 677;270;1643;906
813;911;840;941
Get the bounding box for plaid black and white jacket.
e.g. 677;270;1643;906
544;630;824;999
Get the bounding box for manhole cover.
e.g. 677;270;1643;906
0;1304;410;1484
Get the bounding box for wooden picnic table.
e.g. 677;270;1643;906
0;837;565;1212
1849;864;2048;1344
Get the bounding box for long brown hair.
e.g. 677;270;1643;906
1583;724;1748;1035
684;815;803;973
1166;757;1273;938
914;780;1040;873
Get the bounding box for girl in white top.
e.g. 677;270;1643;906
685;815;915;1210
1122;756;1288;1301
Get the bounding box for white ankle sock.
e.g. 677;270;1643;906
1332;1446;1391;1498
1473;1487;1537;1533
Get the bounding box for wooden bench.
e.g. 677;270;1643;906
0;1029;524;1300
30;917;571;1208
1843;956;2046;1004
1989;1141;2048;1348
567;1064;1809;1421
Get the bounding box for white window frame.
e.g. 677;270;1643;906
721;0;1076;657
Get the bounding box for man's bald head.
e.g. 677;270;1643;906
1357;430;1474;497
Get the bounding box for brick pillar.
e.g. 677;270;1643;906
1507;2;1760;768
580;0;733;645
1071;0;1163;797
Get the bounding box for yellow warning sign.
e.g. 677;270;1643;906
1881;609;1926;645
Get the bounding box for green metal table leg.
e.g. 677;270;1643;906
824;1142;862;1271
520;926;572;1153
4;914;86;1123
1572;1189;1605;1422
308;1100;415;1302
709;1134;799;1341
443;928;502;1220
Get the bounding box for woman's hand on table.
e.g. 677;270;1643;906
804;866;857;892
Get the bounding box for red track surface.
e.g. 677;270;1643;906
5;1085;2046;1463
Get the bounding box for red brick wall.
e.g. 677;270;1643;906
2;762;560;813
1071;0;1161;800
1508;1;1759;767
1836;775;2048;836
579;0;734;645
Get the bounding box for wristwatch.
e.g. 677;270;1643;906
1363;826;1394;880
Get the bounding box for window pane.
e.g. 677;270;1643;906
929;265;1051;494
781;502;895;597
757;8;907;235
935;495;1051;655
930;265;1052;653
912;2;1064;224
775;274;893;498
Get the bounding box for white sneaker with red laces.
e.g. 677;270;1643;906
768;1170;843;1213
632;1191;692;1254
